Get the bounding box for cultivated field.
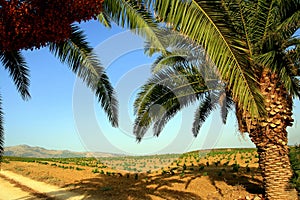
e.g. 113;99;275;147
1;148;272;199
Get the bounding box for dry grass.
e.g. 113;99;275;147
1;149;265;199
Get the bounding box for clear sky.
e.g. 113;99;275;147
1;20;299;155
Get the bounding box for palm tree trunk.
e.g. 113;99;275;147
238;69;295;199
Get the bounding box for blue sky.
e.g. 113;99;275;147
1;20;299;155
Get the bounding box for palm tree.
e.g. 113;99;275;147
0;0;167;161
134;34;233;138
0;25;118;160
134;0;300;199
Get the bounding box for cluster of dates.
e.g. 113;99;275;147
0;0;104;51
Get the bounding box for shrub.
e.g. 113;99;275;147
289;145;300;194
38;161;48;165
183;163;187;170
246;165;251;173
214;161;220;166
223;161;229;166
218;171;223;176
170;169;175;175
2;159;10;164
92;168;99;173
180;171;185;178
232;163;240;172
101;186;112;191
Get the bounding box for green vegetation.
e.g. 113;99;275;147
92;168;100;173
289;145;300;194
232;164;240;173
3;148;259;174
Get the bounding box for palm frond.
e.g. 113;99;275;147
95;73;119;126
287;43;300;73
135;84;182;140
290;77;300;99
97;12;112;28
192;89;233;136
192;94;215;137
150;32;212;75
236;1;255;56
283;46;300;98
251;0;273;47
147;0;265;119
103;0;167;55
152;53;189;73
282;37;300;51
219;90;234;124
48;24;118;127
276;11;300;39
134;65;212;140
276;0;300;31
0;51;31;100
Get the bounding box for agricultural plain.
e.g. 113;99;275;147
1;148;276;199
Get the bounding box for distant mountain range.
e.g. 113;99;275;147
4;145;117;158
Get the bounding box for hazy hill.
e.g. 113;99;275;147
4;145;116;158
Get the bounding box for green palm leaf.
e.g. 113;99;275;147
102;0;167;55
49;24;118;127
134;65;213;140
0;51;31;100
192;94;215;137
219;91;234;124
135;32;231;139
151;53;188;73
97;11;112;28
146;0;265;119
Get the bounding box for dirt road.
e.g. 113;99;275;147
0;175;36;200
0;170;86;200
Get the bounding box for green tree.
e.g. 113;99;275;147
134;1;300;199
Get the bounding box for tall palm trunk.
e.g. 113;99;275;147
237;69;295;199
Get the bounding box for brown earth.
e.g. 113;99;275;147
0;151;269;200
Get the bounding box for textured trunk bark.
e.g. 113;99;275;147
262;144;294;199
236;69;295;199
